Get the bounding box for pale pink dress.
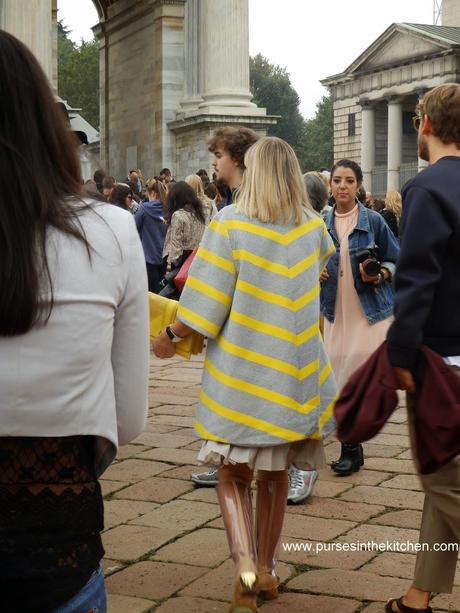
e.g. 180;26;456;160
323;205;392;391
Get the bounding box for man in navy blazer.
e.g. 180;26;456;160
386;84;460;613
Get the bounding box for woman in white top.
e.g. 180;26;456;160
0;31;149;613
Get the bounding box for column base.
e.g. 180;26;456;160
387;169;400;192
168;111;277;179
198;89;257;110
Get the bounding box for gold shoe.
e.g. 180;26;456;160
239;563;257;592
257;572;279;600
228;591;259;613
228;559;259;613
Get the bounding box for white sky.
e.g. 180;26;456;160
57;0;435;118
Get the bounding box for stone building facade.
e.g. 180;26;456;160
322;0;460;195
0;0;274;180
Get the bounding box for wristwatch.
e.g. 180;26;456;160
165;325;184;343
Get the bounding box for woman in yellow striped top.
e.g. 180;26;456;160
153;137;337;612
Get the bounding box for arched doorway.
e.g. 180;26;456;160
1;0;273;180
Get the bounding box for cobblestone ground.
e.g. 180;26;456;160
103;353;460;613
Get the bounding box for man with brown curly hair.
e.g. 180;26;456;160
191;127;259;487
207;127;259;208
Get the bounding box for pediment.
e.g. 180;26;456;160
348;25;452;74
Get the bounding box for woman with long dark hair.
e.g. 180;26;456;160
162;180;206;270
321;159;399;474
110;182;137;213
0;31;149;612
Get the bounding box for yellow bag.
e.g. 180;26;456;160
149;292;204;360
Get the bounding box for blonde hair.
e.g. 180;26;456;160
235;137;313;225
185;174;205;200
312;170;329;189
185;173;215;222
384;190;402;223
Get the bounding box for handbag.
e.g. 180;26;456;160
149;292;204;359
174;247;197;293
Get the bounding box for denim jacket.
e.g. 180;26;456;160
320;203;400;324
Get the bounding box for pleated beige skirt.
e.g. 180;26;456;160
197;439;326;471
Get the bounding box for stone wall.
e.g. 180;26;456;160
442;0;460;27
171;116;272;179
0;0;56;90
331;99;361;163
95;0;186;180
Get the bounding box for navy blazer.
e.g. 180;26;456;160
334;341;460;474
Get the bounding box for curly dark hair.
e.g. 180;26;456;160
207;127;259;169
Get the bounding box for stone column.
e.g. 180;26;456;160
198;0;256;112
0;0;56;89
387;98;403;192
180;0;203;112
416;90;429;173
360;102;376;193
442;0;460;27
169;0;274;178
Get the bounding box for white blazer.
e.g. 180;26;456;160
0;200;150;476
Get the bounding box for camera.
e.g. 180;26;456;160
356;245;381;277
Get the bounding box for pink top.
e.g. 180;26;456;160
323;205;392;391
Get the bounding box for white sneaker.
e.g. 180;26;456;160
287;466;318;504
191;467;219;486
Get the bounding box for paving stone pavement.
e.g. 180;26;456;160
103;353;460;613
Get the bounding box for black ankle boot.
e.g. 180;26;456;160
331;443;364;476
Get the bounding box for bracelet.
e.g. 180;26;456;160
165;325;184;343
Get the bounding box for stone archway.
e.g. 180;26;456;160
91;0;274;179
1;0;274;179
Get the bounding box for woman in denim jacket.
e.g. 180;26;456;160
320;159;400;474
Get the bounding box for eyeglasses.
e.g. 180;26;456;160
412;114;422;131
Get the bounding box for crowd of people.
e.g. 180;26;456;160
1;27;460;613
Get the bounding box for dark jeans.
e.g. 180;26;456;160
146;262;165;294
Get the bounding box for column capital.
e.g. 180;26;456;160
415;88;428;101
386;94;404;105
358;98;376;109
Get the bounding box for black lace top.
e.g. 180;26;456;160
0;436;104;612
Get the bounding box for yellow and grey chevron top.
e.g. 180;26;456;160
177;204;337;447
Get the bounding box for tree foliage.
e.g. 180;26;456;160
303;95;334;171
58;21;99;129
249;54;306;166
249;54;333;172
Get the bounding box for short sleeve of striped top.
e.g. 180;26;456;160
320;223;335;263
177;216;236;339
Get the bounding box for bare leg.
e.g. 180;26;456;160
255;469;289;599
217;463;258;613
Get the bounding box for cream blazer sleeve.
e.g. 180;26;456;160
111;215;150;445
